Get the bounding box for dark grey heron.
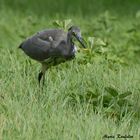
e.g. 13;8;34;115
19;26;86;85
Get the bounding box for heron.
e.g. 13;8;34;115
19;26;86;85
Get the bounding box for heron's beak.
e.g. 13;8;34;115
74;34;86;48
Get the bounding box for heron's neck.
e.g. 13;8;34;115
67;32;73;45
67;32;74;52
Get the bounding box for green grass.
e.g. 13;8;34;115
1;0;140;17
0;1;140;140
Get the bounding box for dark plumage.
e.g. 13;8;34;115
19;26;86;85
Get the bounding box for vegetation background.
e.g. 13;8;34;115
0;0;140;140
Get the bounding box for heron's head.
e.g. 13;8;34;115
68;26;86;48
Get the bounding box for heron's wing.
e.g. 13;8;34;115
34;37;69;58
32;37;51;49
20;29;67;61
20;36;53;61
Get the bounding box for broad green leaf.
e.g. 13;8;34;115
117;99;127;106
102;95;113;107
64;19;72;29
95;38;106;46
87;37;95;47
86;89;99;98
96;46;108;54
53;20;62;27
119;91;132;98
105;87;118;97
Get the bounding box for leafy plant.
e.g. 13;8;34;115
104;87;133;118
64;84;133;119
53;19;72;30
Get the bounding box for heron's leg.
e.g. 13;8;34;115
38;63;47;85
38;72;43;85
42;71;46;85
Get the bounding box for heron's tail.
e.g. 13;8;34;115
18;42;24;49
